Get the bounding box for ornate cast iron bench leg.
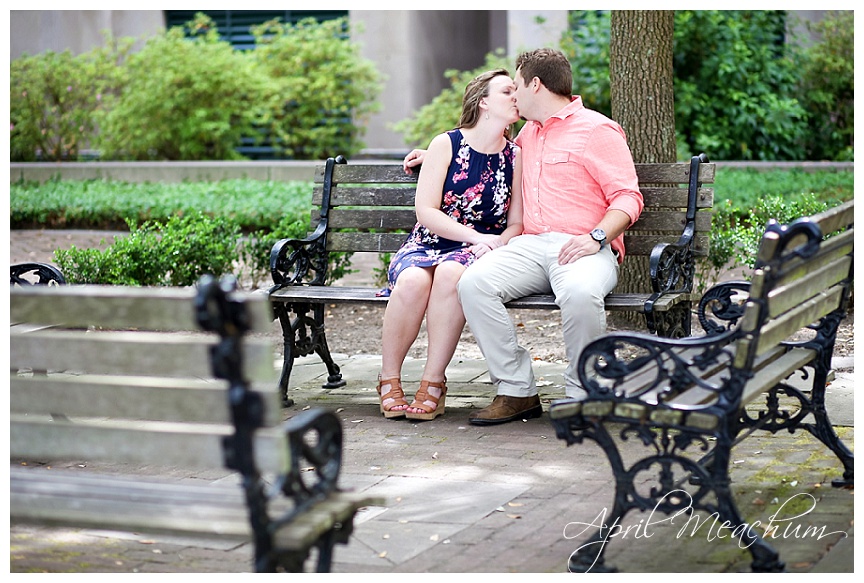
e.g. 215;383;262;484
646;301;692;338
274;301;346;406
556;418;785;573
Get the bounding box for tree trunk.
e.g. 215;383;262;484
609;10;676;329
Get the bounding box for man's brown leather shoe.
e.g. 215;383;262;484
468;394;543;426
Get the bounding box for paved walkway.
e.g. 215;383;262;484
10;352;854;574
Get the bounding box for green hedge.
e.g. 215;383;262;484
11;168;853;289
10;178;312;231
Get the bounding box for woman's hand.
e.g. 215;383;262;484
468;233;504;257
403;149;426;174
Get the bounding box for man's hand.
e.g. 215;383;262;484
403;149;426;174
557;234;600;265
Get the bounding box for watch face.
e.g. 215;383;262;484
591;228;606;242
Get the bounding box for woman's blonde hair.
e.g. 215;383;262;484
458;68;512;138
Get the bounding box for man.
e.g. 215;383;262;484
405;48;643;425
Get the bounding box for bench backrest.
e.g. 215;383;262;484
310;155;715;259
734;200;854;370
10;284;284;471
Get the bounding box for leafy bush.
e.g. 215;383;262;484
94;14;265;160
792;11;854;161
427;11;847;162
561;10;612;117
10;37;131;161
28;178;354;287
392;50;520;149
674;11;808;161
249;17;383;159
54;213;240;285
694;166;852;291
11;13;383;161
239;215;355;286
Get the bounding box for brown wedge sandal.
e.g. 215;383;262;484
405;379;447;421
377;376;408;419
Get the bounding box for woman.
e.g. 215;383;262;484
377;69;524;421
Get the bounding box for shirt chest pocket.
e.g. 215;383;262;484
543;150;572;165
541;149;579;183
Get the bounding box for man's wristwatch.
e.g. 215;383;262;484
590;228;607;249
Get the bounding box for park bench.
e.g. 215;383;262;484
268;153;715;403
10;261;66;285
10;276;382;573
548;200;854;572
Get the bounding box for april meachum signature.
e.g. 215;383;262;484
563;490;847;572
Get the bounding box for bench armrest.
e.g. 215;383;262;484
270;156;346;290
697;280;751;336
277;408;343;510
647;154;710;298
11;262;66;286
577;326;740;403
648;238;694;296
269;221;330;288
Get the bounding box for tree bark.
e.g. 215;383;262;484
610;10;676;162
609;10;676;329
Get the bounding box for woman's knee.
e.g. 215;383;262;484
432;261;466;289
391;267;433;302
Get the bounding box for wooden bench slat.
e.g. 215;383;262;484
272;494;385;550
12;467;380;550
10;416;285;470
322;208;712;236
10;375;280;426
638;186;714;208
629;210;712;233
321;160;716;185
327;164;419;183
11;329;277;381
782;199;854;250
313;186;417;206
325;232;408;253
323;231;711;257
753;285;845;356
10;467;254;538
739;347;820;406
633;162;716;183
314;185;715;210
325;208;418;230
9;285;274;333
772;229;854;286
268;284;692;314
767;256;851;318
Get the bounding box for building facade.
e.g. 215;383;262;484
9;10;828;156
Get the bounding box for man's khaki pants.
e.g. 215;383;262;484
457;232;619;399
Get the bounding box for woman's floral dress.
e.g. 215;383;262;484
378;128;516;296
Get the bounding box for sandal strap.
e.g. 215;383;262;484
410;379;447;413
377;376;407;406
